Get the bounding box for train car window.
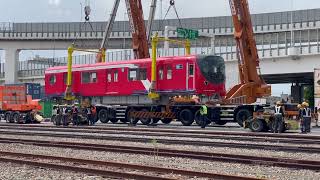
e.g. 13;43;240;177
139;68;147;80
159;66;164;80
91;72;97;83
114;70;118;82
167;65;172;80
49;75;56;85
176;64;183;69
82;72;97;83
128;69;137;81
107;71;112;82
189;64;194;76
82;72;90;83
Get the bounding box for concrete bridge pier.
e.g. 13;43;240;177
4;48;20;84
291;83;304;103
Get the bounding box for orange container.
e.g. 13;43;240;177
0;84;41;111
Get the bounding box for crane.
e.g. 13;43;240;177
225;0;271;104
125;0;150;59
96;0;155;62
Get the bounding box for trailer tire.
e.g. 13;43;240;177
140;109;151;125
98;109;109;123
179;109;194;126
110;118;119;124
126;108;139;124
250;118;264;132
5;112;13;123
236;109;251;127
12;112;20;123
194;110;201;125
161;118;172;124
215;121;227;125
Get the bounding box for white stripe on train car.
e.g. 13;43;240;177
141;79;151;90
45;64;138;74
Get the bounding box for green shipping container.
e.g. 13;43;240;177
40;101;53;118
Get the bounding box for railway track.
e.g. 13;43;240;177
0;151;259;180
0;125;320;145
1;137;320;171
0;130;319;154
1;123;319;141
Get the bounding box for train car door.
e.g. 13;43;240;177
186;62;195;91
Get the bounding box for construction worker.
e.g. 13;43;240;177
317;108;320;127
72;104;79;126
87;105;96;126
62;105;68;126
302;102;312;133
200;104;208;128
55;105;62;126
273;101;284;133
297;104;304;133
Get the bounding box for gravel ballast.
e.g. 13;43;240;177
0;142;318;180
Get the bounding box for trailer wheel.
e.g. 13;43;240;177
250;119;264;132
179;109;194;126
140;109;151;125
5;112;13;123
110;118;119;124
98;109;109;123
215;121;227;125
194;110;201;125
12;112;20;123
161;118;172;124
126;108;139;124
236;109;251;127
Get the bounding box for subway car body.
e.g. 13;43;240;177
45;55;226;104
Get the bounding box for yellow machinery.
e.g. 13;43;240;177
64;45;106;101
148;33;191;100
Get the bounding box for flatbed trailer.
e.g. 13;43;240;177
95;103;264;127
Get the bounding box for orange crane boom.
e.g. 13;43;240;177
226;0;271;104
125;0;150;59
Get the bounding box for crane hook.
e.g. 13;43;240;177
169;0;175;6
84;5;91;21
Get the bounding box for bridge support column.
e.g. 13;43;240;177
4;48;20;84
291;83;303;103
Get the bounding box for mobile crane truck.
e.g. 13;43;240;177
0;84;43;124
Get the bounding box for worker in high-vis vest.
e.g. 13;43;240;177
274;101;284;133
302;102;312;133
200;104;208;128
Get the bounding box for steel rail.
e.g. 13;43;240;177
0;130;319;154
0;151;260;180
1;137;319;171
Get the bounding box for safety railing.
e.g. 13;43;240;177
1;8;320;36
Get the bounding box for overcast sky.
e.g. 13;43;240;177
1;0;320;22
2;0;319;96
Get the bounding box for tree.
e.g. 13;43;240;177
304;85;314;107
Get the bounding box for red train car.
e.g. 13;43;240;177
45;55;226;125
45;55;226;100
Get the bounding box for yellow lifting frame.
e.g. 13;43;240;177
148;34;191;100
64;45;106;101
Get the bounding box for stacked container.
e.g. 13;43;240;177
25;83;41;99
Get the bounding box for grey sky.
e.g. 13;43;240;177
1;0;320;22
2;0;316;96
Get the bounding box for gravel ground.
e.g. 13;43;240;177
0;128;319;148
0;143;319;180
0;162;108;180
0;132;319;162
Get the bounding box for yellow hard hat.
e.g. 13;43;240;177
297;104;301;108
305;102;309;107
276;101;281;105
302;102;307;106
